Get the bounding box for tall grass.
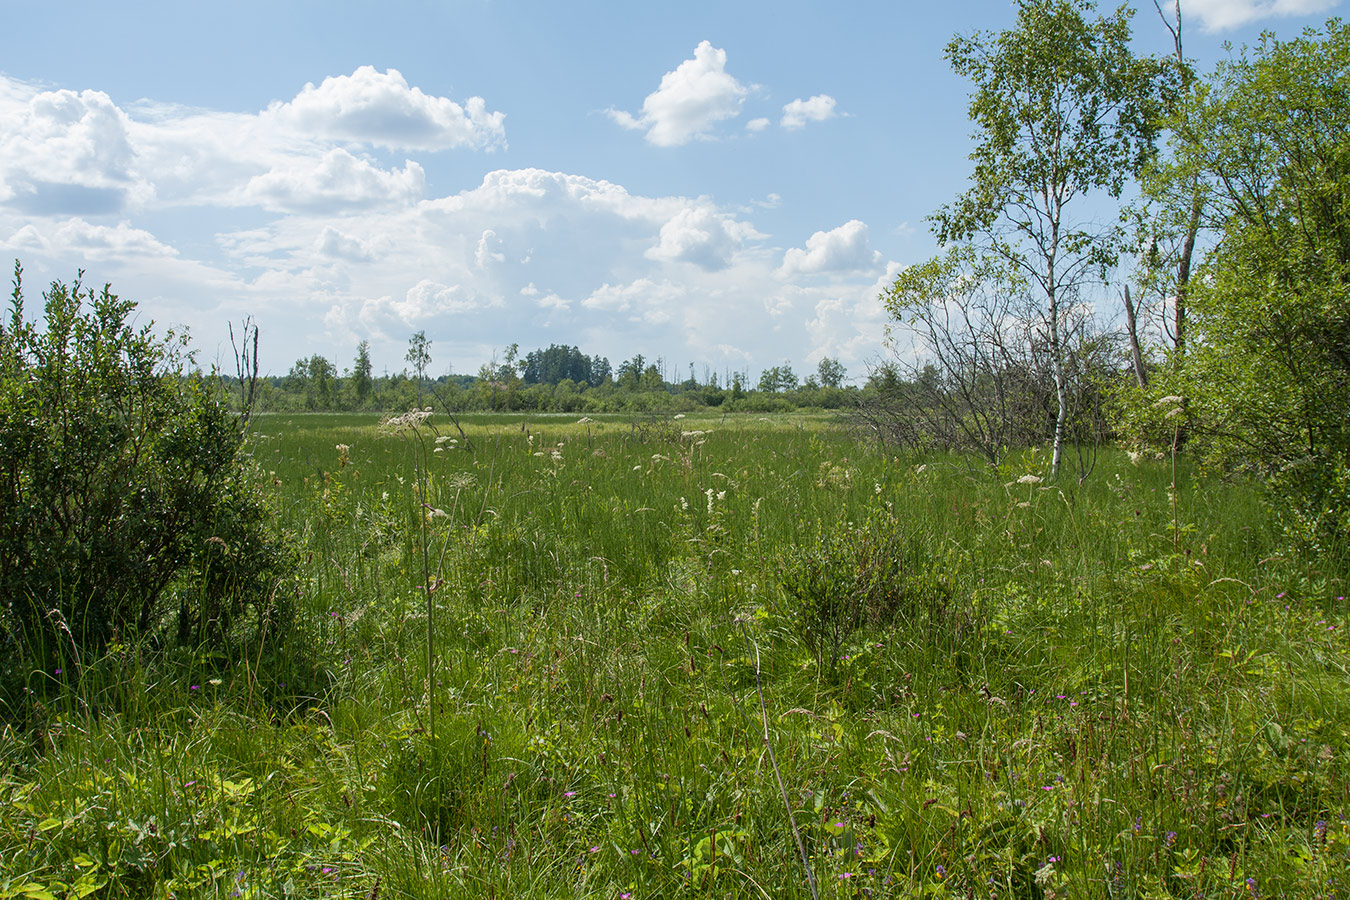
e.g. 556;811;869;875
2;411;1347;898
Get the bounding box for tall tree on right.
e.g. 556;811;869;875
930;0;1174;476
1157;21;1350;549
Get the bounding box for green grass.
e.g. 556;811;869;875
3;411;1348;899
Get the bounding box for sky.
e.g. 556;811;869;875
0;0;1342;383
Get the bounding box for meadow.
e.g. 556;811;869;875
2;410;1348;899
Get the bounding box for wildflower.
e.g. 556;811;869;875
1246;876;1259;898
381;408;433;432
1016;474;1043;485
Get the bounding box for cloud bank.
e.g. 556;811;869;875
0;68;892;380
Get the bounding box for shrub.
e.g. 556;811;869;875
0;265;292;658
779;508;964;678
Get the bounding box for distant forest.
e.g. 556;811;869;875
226;339;859;413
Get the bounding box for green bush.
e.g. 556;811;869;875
779;508;964;677
0;266;292;657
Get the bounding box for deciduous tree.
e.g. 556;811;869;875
932;0;1174;475
1159;20;1350;548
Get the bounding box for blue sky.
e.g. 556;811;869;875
0;0;1341;382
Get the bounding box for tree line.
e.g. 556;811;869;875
243;337;858;414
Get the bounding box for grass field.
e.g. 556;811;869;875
3;411;1348;898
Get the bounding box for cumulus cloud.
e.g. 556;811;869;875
0;68;503;218
5;218;178;259
358;279;495;334
778;220;882;277
475;229;506;268
781;94;838;129
745;117;771;132
0;85;149;215
1182;0;1339;30
315;225;376;262
608;41;749;146
646;206;758;270
266;66;505;151
582;278;682;318
805;260;904;368
244;149;425;213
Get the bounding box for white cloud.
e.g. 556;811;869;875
0;68;502;218
244;149;425;213
266;66;505;151
475;229;506;268
781;94;838;130
646;206;758;270
0;85;150;215
358;279;495;334
315;226;376;262
582;278;683;318
746;117;771;132
805;260;904;369
778;220;882;276
535;292;570;312
608;41;749;146
1182;0;1339;30
5;218;178;259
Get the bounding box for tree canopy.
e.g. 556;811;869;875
1150;18;1350;548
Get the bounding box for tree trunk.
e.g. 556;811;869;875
1123;284;1149;387
1048;281;1067;478
1175;187;1201;353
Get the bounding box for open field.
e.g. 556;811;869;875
3;412;1349;898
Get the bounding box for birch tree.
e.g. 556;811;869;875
931;0;1173;476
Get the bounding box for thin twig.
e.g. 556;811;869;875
744;628;820;900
